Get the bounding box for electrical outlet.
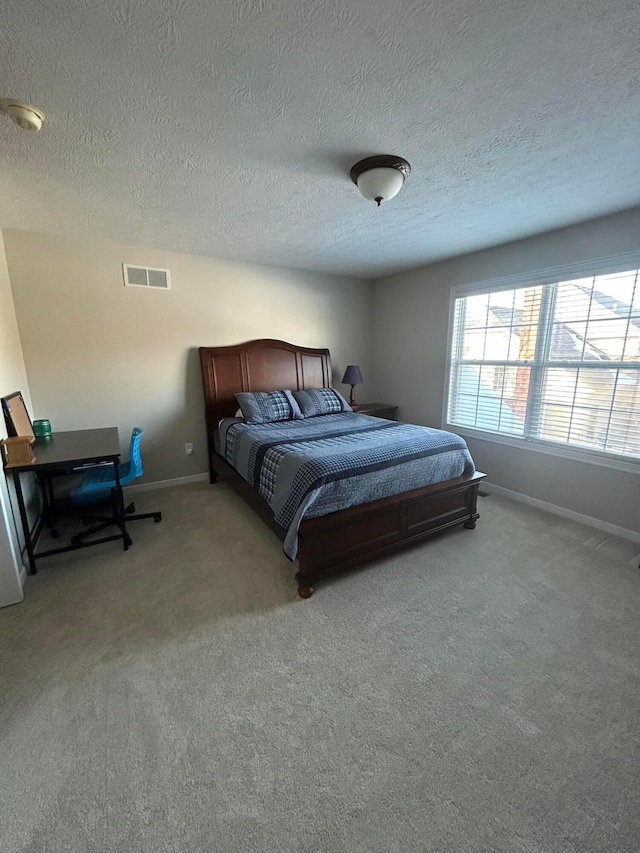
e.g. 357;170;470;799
185;442;194;455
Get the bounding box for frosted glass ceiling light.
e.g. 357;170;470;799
0;98;45;131
350;155;411;206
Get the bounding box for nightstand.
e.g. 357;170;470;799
356;403;398;420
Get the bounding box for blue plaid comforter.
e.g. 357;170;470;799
218;413;475;560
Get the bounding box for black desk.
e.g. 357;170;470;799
6;428;130;575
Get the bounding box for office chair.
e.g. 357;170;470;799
71;427;161;546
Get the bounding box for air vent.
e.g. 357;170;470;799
123;264;171;290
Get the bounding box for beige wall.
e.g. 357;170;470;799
0;230;29;605
4;230;374;484
373;206;640;534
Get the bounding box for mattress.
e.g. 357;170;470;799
218;412;475;560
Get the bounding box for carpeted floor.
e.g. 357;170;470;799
1;482;640;852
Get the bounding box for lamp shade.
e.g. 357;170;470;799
342;365;363;386
350;155;411;206
356;167;404;204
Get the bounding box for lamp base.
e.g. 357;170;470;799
349;385;359;411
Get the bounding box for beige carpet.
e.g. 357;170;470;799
1;482;640;852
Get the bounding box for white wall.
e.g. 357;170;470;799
0;230;29;606
4;230;374;485
373;207;640;534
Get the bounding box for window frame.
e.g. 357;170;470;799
442;252;640;474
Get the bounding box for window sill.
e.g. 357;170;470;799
444;423;640;474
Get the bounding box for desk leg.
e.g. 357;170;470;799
38;473;59;538
113;461;131;550
12;470;37;575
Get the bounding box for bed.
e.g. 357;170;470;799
200;339;485;597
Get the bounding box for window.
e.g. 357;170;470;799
446;268;640;463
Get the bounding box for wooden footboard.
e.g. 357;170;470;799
294;471;485;594
210;449;485;596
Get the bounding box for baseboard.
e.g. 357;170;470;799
484;482;640;545
125;473;209;495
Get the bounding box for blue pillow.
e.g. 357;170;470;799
235;390;303;425
293;388;353;417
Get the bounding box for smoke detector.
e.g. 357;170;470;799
0;99;45;131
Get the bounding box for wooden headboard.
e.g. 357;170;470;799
199;338;332;438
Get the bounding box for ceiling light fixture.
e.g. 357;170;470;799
350;155;411;206
0;98;45;131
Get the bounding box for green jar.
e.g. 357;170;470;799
33;419;52;437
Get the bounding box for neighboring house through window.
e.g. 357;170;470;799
445;267;640;466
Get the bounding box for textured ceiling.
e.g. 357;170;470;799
1;0;639;278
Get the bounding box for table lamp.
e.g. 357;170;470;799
342;365;363;410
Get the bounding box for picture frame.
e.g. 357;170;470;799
1;391;35;444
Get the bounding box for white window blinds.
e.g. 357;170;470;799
447;270;640;460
